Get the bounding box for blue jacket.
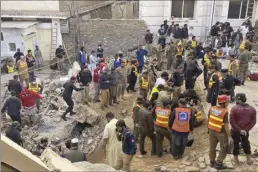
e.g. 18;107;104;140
122;127;137;155
99;72;110;89
114;59;120;69
136;49;147;66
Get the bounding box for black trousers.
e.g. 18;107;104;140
63;96;74;114
127;80;136;91
231;130;251;155
139;131;156;154
203;68;208;89
10;115;22;124
185;79;195;90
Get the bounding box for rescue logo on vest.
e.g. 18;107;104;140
157;109;169;117
211;109;222;117
178;112;188;121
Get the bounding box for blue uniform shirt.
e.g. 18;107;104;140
122;127;137;155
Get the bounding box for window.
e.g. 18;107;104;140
8;43;16;52
228;0;254;19
1;32;3;41
171;0;195;18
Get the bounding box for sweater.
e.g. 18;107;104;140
1;96;21;117
19;88;42;107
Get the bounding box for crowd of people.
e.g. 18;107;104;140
1;18;257;172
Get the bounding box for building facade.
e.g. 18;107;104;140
1;1;68;61
139;0;258;40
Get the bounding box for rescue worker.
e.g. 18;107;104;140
64;138;87;162
238;45;252;85
208;95;232;169
1;91;22;123
175;42;184;69
16;55;29;87
190;36;197;58
166;41;177;70
6;60;15;74
139;100;156;156
139;71;149;100
8;75;22;97
6;121;23;146
127;59;138;92
216;48;224;58
149;84;165;103
28;78;43;112
19;87;43;125
109;67;119;106
115;120;137;172
117;60;128;101
228;54;238;78
184;56;200;90
206;63;221;106
169;98;194;160
61;76;83;121
132;96;144;143
77;65;92;105
154;98;172;157
230;93;256;165
101;112;122;167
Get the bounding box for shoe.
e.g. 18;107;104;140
157;153;162;158
233;155;240;165
215;162;227;170
141;151;147;155
246;154;252;165
210;161;215;168
173;155;180;160
61;113;67;121
70;111;76;116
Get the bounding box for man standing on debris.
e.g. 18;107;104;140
93;64;101;103
14;48;24;64
77;65;92;105
6;121;23;146
127;60;138;93
139;71;149;100
109;67;119;106
64;138;87;163
55;45;65;71
17;55;29;87
100;67;110;109
136;45;148;73
169;98;194;160
61;76;83;121
184;56;200;90
139;100;156;156
78;46;88;67
34;45;43;70
101;112;122;167
1;91;22;124
26;50;36;82
145;29;153;56
208;95;232;170
28;78;43;112
116;60;128;101
97;44;104;59
238;45;252;85
8;75;22;97
115;119;137;172
230;93;256;165
20;87;43;125
170;67;184;98
167;41;177;70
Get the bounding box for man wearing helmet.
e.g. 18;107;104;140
208;95;232;170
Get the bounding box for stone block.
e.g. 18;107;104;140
198;163;206;169
75;105;100;125
185;166;200;172
198;157;205;162
181;161;192;166
225;162;234;169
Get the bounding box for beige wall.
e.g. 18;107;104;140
112;1;139;19
38;29;52;61
1;1;59;11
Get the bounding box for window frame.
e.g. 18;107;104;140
228;0;252;19
171;0;195;19
1;32;3;41
8;43;16;52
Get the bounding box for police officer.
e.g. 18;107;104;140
208;95;232;170
228;54;238;78
202;50;212;89
169;98;194;160
132;96;144;143
154;98;172;157
190;36;197;58
28;78;43;112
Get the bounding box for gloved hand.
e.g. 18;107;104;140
240;130;247;136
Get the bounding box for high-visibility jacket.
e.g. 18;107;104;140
7;65;14;73
208;72;221;88
149;86;159;100
191;41;197;48
19;61;27;70
28;83;39;93
203;54;210;66
216;49;224;57
195;111;203;123
154;106;171;128
239;41;246;50
132;65;138;76
208;106;227;132
141;77;149;89
172;107;191;132
176;47;183;56
228;61;239;74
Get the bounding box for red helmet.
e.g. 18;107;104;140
71;76;76;81
217;95;229;104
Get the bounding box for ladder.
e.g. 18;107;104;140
50;28;57;61
247;0;254;18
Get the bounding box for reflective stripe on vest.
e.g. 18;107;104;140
19;61;27;70
29;83;39;93
154;107;171;128
149;86;159;100
7;66;14;73
239;41;246;50
208;72;220;88
177;47;183;56
172;107;191;132
208;106;227;132
132;65;138;76
191;41;197;48
204;54;210;66
195;111;202;122
141;77;149;89
228;61;239;74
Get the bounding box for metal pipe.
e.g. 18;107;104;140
209;0;216;30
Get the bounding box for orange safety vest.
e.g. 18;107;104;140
208;106;227;132
172;107;191;132
208;72;221;88
154;107;171;128
19;61;27;71
141;77;149;89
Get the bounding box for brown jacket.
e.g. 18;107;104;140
139;107;154;134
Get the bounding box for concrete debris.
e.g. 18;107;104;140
76;105;101;125
198;157;205;162
160;166;167;172
181;161;192;166
185;166;200;172
154;165;160;171
73;161;117;171
122;109;127;114
198;162;206;169
253;56;258;63
225;162;234;169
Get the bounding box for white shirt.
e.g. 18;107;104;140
155;77;166;86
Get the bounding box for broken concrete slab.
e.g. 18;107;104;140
75;105;101;125
73;161;117;171
185;166;200;172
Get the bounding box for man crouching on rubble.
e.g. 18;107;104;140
61;76;84;121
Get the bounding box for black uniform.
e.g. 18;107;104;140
6;126;23;146
97;48;103;58
206;71;220;106
63;80;83;114
220;73;241;101
8;79;22;97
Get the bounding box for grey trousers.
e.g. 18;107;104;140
155;125;172;156
238;63;249;82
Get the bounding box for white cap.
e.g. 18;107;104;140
71;138;79;144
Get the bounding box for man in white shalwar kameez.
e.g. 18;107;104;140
102;112;122;167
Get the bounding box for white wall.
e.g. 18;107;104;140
52;19;62;48
1;1;59;11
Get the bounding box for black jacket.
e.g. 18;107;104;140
1;96;21;117
171;72;184;87
145;33;153;44
77;69;92;86
63;81;83;98
6;126;23;146
8;80;22;96
56;48;65;58
97;48;103;58
14;51;24;62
